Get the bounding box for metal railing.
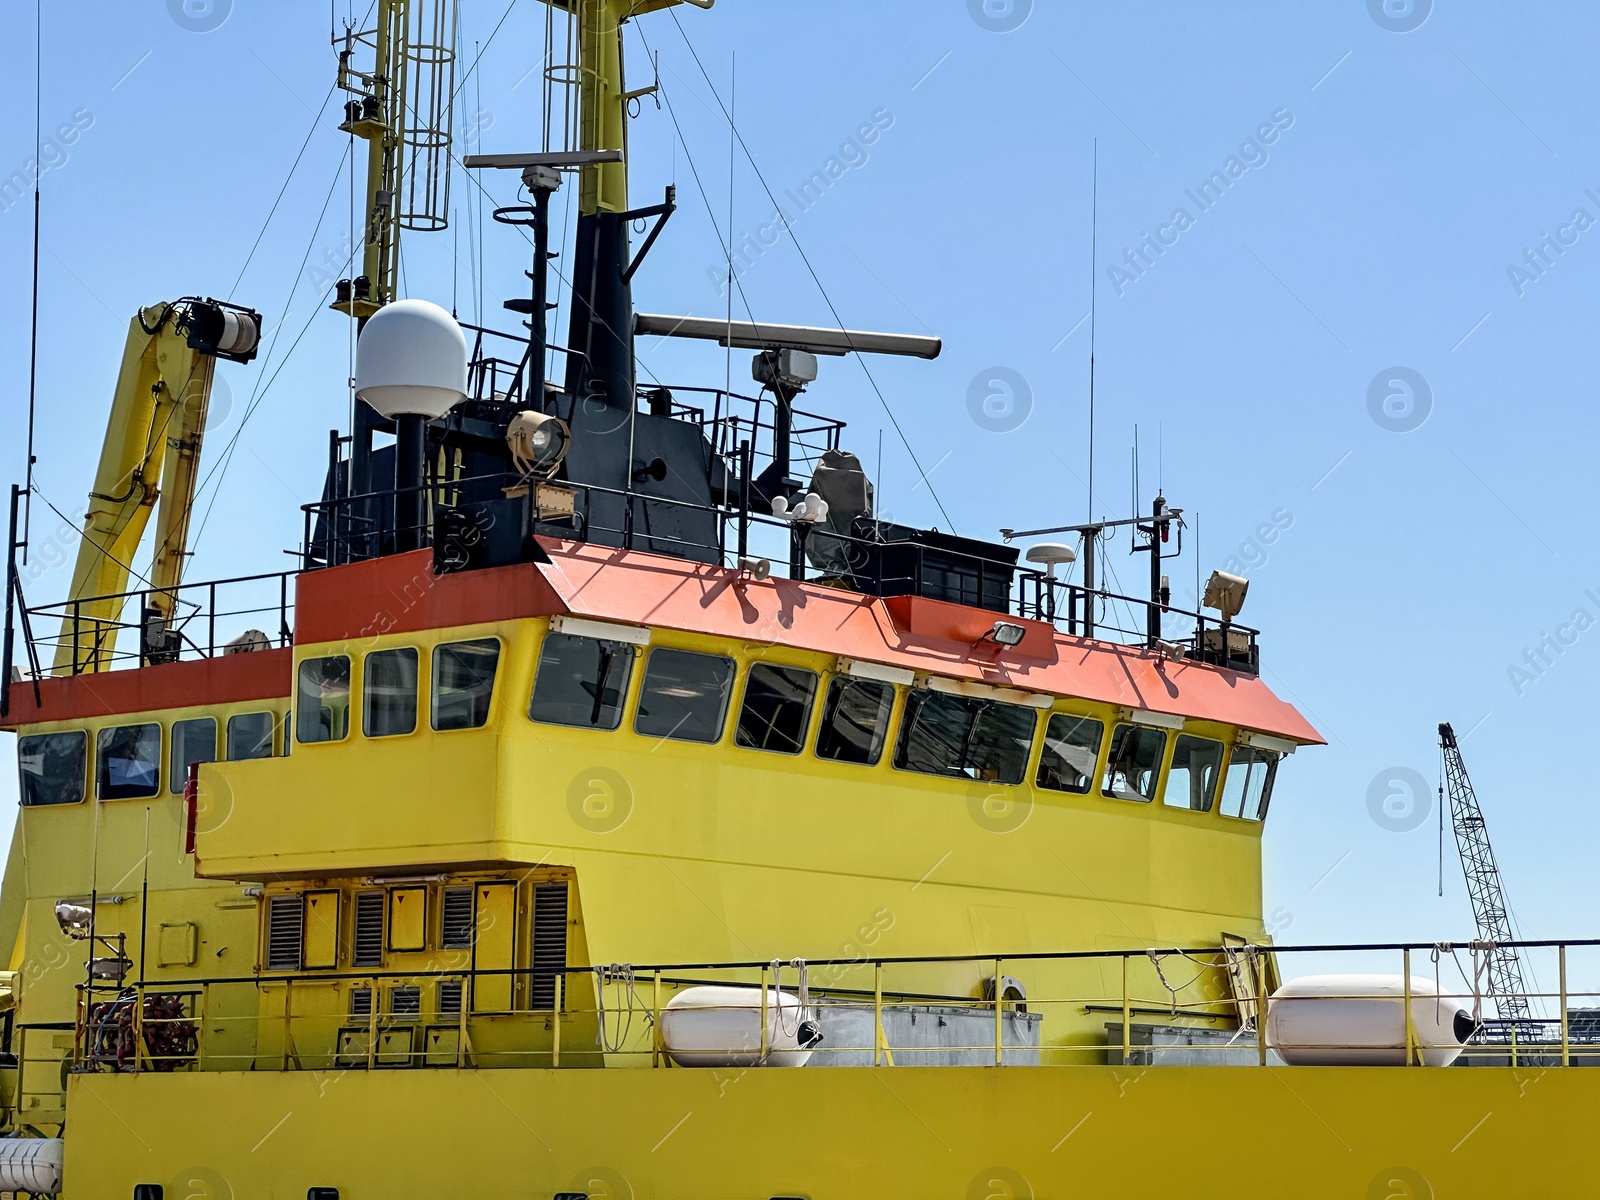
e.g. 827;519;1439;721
65;938;1600;1075
19;571;296;678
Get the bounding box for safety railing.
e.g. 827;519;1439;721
65;939;1600;1075
18;570;297;678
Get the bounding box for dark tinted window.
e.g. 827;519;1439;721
364;648;419;737
635;649;735;744
736;664;818;754
17;731;86;807
529;634;633;730
432;639;500;731
1220;746;1280;822
1164;735;1225;811
1103;724;1166;802
228;712;278;760
169;717;217;793
97;724;161;800
296;656;351;744
894;690;1036;785
1036;714;1103;794
815;678;895;766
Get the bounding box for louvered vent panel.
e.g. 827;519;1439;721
265;895;304;971
390;986;421;1018
353;892;385;967
438;980;463;1015
440;887;474;949
350;988;373;1017
530;882;569;1010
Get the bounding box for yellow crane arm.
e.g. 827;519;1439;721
54;299;260;675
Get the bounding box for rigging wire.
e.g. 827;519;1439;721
633;39;760;331
228;80;340;302
189;156;355;553
665;9;956;532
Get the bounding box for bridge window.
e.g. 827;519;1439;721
227;711;278;760
1164;735;1225;812
169;717;217;794
433;639;501;731
529;634;632;730
815;678;895;766
97;723;161;800
736;664;818;754
1103;725;1165;803
297;656;351;744
364;648;419;737
636;649;736;744
1036;714;1104;794
16;730;86;807
894;690;1036;785
1220;746;1279;822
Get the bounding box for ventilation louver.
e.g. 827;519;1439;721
530;882;569;1010
353;892;385;967
265;894;304;971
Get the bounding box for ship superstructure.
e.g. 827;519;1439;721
0;2;1593;1197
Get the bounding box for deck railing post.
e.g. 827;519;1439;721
760;964;770;1062
552;973;563;1068
1403;950;1418;1067
652;970;662;1068
1122;955;1133;1067
873;962;884;1068
1560;945;1570;1068
994;957;1004;1067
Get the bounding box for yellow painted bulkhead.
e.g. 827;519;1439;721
186;617;1280;1062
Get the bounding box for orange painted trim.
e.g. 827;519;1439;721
19;541;1322;744
293;549;566;645
2;648;292;729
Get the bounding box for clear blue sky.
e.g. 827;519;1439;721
3;1;1598;996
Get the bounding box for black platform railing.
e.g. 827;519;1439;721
18;570;297;679
298;468;1259;674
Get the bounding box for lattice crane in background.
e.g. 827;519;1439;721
1438;722;1534;1027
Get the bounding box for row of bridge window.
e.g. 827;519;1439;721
16;633;1279;821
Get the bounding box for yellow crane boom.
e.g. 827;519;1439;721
53;298;260;675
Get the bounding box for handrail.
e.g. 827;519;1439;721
66;937;1600;1074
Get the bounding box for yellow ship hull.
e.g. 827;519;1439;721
65;1063;1586;1197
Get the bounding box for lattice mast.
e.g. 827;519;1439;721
1438;722;1533;1023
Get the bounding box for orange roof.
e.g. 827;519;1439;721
299;542;1324;745
6;543;1321;744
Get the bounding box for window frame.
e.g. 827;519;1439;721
95;722;163;802
891;688;1040;787
169;716;218;795
296;654;353;745
16;729;88;808
1218;744;1281;824
227;711;281;761
1161;733;1228;814
734;662;820;756
363;646;420;739
432;637;503;732
1101;723;1169;804
633;646;737;745
1034;711;1107;796
527;632;634;733
813;675;899;768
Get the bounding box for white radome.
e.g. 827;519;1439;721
354;298;469;419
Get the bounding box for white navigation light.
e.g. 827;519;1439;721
1202;570;1250;622
354;298;469;419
